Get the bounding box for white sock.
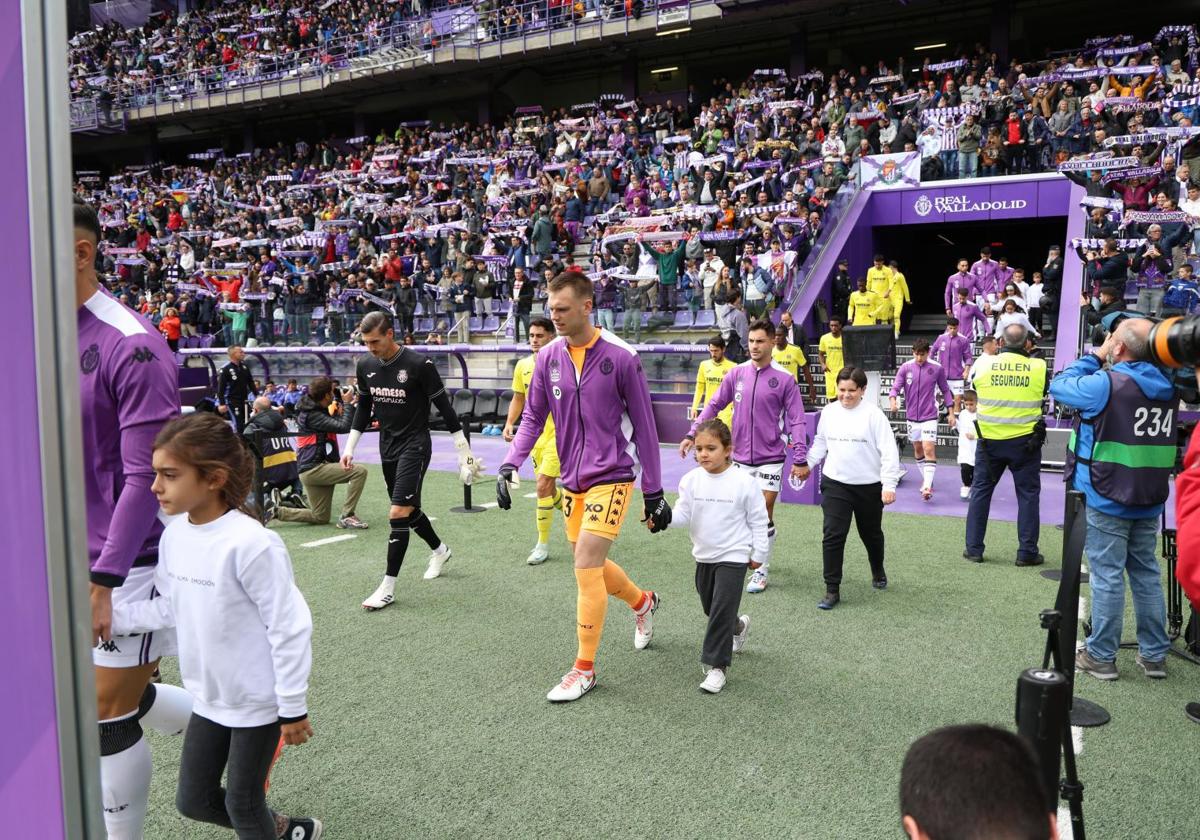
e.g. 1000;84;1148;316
922;462;937;489
436;543;448;554
100;714;151;840
382;575;397;591
140;683;193;736
761;523;776;572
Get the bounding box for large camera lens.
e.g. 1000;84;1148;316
1148;316;1200;369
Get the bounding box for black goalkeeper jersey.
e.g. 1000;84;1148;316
352;346;461;461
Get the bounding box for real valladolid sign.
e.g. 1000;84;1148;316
912;193;1028;217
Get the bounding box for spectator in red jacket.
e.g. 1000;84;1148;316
1175;428;1200;724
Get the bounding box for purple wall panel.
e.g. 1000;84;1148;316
0;1;67;835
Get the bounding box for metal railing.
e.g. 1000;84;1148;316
69;0;703;119
781;182;861;316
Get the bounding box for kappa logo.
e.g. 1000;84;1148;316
97;639;121;653
599;358;614;375
131;347;157;364
80;343;100;374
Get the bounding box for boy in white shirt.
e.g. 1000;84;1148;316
957;390;979;500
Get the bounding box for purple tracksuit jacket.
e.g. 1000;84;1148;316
890;360;953;423
971;258;1000;297
79;290;180;586
944;271;976;310
953;300;988;339
930;332;974;380
689;360;808;466
503;330;663;495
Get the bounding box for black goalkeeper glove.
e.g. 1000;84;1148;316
496;465;517;510
643;490;672;533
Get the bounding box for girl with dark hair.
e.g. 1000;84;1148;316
799;367;902;611
667;419;769;693
111;413;322;840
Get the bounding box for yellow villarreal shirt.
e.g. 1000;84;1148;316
818;332;844;373
694;358;735;426
771;344;808;382
512;355;555;438
889;270;911;305
848;290;880;326
866;265;893;299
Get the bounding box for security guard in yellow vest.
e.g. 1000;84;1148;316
963;323;1048;565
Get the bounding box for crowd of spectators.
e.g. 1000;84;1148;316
77;23;1200;352
69;0;659;110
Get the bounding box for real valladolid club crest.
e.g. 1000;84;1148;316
913;194;934;217
879;159;901;185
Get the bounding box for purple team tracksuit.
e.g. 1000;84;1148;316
79;290;180;586
503;331;663;496
930;332;974;381
690;360;808;467
944;270;977;311
890;360;953;424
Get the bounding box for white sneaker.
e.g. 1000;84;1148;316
361;580;395;611
732;614;751;653
526;543;549;565
423;544;452;580
960;485;971;500
546;668;596;702
700;668;727;693
920;484;933;501
746;568;768;593
633;592;660;650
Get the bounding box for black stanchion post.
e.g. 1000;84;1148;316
253;427;266;524
1054;490;1110;728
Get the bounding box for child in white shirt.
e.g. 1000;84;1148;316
668;419;769;694
957;390;979;500
113;414;321;840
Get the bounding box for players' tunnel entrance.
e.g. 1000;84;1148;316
872;217;1067;328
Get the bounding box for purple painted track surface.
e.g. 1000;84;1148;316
343;434;1181;527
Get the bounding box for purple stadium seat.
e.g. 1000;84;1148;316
469;317;483;332
199;334;214;348
695;310;716;328
673;310;693;328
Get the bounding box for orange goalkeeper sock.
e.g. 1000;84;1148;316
575;567;608;665
602;559;646;611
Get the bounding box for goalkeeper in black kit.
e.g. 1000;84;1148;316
340;312;484;610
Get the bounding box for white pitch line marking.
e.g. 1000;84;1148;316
523;492;539;499
479;502;500;509
301;534;358;548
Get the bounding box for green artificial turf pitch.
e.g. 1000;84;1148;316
143;471;1199;839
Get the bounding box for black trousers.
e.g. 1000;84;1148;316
821;478;885;589
175;714;280;839
695;562;747;669
960;464;975;487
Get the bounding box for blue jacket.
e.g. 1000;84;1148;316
1049;355;1175;518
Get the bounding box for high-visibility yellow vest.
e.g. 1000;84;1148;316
972;351;1046;440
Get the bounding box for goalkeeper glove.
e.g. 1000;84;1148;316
452;430;484;485
642;490;672;533
496;465;519;510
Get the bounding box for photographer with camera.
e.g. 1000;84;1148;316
1050;318;1176;681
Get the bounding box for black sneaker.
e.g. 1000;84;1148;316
963;551;984;563
872;577;888;590
1186;702;1200;724
817;590;840;610
279;817;323;840
1015;553;1045;567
